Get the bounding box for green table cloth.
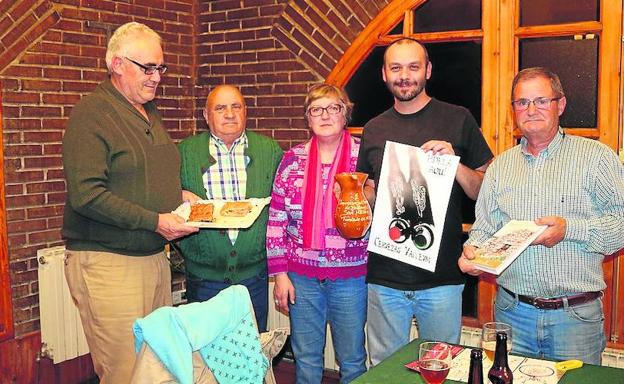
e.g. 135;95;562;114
353;339;624;383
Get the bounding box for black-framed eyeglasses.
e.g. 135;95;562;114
307;103;343;117
124;57;167;75
511;97;561;111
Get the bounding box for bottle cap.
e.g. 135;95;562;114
471;348;483;358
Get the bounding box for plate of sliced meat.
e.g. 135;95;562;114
173;197;271;229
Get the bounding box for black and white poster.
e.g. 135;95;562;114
368;141;459;272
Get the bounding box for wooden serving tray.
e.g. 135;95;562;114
173;197;271;229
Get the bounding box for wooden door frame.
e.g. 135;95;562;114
0;84;14;342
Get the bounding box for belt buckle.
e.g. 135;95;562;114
531;297;543;309
532;297;558;309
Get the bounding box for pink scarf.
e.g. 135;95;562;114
302;131;352;250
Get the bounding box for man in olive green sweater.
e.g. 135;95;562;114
177;85;283;331
62;22;197;383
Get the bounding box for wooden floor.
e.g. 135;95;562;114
273;358;341;383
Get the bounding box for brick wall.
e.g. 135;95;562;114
1;0;391;337
197;0;390;148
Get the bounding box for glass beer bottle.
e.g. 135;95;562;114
467;348;484;384
487;331;513;384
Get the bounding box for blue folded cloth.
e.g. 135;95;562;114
133;285;268;384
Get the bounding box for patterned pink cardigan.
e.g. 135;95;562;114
266;138;368;280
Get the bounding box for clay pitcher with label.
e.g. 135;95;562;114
334;172;372;239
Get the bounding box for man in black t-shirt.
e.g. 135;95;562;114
357;38;493;365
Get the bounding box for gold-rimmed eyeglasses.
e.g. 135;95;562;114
511;97;561;111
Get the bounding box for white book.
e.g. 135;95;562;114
471;220;547;275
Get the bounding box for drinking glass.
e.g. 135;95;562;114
518;364;556;382
418;342;452;384
481;322;512;361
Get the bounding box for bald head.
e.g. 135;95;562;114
203;85;247;147
384;38;429;66
206;85;244;110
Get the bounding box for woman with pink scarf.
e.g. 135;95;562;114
266;84;368;383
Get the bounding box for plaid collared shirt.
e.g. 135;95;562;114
203;132;248;244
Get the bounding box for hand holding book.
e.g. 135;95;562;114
532;216;567;248
466;220;548;275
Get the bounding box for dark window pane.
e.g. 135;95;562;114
345;46;393;127
520;0;599;26
346;41;482;127
388;20;403;35
425;41;482;126
413;0;481;33
519;36;598;128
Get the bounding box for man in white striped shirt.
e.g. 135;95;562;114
460;67;624;364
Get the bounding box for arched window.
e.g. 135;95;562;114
330;0;620;149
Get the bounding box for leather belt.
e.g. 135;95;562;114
501;287;602;310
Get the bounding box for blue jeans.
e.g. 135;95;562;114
288;273;367;384
495;287;605;365
186;270;268;332
367;283;464;365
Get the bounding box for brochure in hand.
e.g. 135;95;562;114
470;220;547;275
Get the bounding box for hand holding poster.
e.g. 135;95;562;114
367;141;459;272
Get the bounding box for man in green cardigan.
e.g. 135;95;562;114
177;85;283;331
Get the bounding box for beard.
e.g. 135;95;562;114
386;79;425;102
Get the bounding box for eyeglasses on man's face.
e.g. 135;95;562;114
124;57;167;75
307;103;344;117
511;97;561;112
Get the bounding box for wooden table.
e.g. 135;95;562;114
352;338;624;383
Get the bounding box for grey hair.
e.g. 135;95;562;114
511;67;565;100
105;22;162;72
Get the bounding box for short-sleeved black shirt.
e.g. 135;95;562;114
357;98;493;290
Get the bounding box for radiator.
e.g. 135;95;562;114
37;245;89;364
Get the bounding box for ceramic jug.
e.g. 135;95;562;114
334;172;372;239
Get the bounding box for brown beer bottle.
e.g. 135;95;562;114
467;348;484;384
487;331;513;384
